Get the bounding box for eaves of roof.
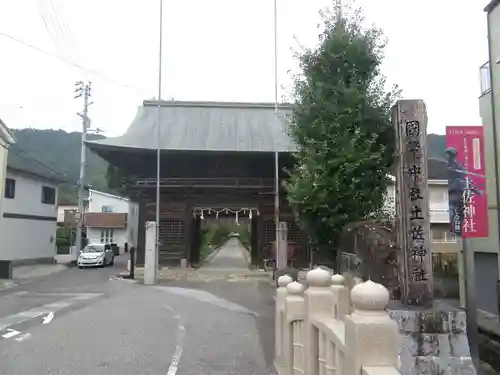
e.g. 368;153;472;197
0;117;16;145
484;0;500;13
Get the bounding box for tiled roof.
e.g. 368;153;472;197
7;150;66;183
86;100;296;153
388;159;447;182
427;158;447;180
85;100;448;180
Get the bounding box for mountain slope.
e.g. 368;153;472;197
9;129;109;204
7;128;448;204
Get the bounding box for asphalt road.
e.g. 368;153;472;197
0;253;276;375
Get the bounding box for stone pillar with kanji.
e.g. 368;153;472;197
393;99;433;307
389;100;477;375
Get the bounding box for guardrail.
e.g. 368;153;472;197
274;268;400;375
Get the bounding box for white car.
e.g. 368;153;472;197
78;244;115;268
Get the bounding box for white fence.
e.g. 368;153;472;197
275;268;401;375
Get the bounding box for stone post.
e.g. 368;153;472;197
331;273;350;321
277;221;288;270
275;274;293;370
344;281;400;375
304;267;332;375
284;281;305;375
392;99;433;307
144;220;157;285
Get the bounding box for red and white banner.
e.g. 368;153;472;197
445;126;488;238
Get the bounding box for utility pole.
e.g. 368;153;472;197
156;0;164;272
273;0;284;272
74;81;92;254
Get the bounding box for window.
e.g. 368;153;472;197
480;62;492;95
100;229;114;243
430;189;447;204
101;205;113;213
41;186;56;205
4;178;15;199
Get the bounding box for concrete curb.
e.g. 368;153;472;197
196;245;223;268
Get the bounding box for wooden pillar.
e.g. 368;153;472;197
257;198;265;267
250;214;259;266
184;204;192;264
191;216;201;265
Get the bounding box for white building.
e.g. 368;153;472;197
0;118;15;238
1;151;62;264
84;189;139;252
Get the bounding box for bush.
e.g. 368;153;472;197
56;237;70;247
210;225;231;248
234;226;251;249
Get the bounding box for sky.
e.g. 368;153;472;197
0;0;490;137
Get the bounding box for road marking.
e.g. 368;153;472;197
42;312;54;324
0;282;17;292
0;292;102;331
2;329;20;339
14;333;30;342
165;306;185;375
4;291;28;297
157;286;259;317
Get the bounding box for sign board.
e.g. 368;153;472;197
445;126;488;238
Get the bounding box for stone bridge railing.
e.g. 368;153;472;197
274;267;401;375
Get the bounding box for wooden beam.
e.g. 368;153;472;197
126;177;275;189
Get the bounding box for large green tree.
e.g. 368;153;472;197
286;7;400;256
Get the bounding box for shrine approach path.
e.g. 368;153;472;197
201;237;250;271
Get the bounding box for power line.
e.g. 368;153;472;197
37;0;74;61
0;30;147;94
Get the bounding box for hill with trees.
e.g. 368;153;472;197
9;129;109;204
7;128;448;204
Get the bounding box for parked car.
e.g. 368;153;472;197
78;243;114;268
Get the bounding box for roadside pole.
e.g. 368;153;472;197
74;81;92;255
463;238;480;368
